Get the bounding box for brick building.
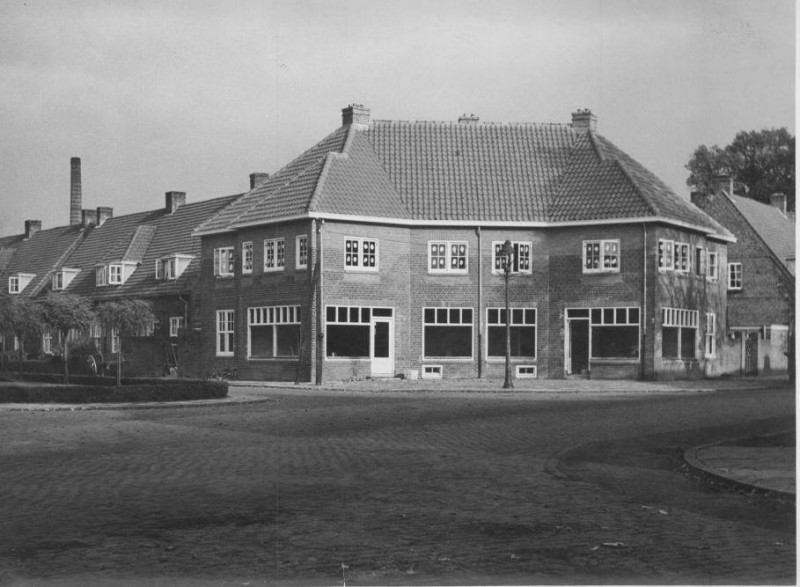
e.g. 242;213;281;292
692;182;795;376
195;105;733;382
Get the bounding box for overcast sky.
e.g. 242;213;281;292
0;0;795;236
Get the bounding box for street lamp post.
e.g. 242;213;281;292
500;240;514;389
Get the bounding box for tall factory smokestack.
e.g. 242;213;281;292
70;157;82;226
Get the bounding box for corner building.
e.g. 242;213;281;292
194;105;733;382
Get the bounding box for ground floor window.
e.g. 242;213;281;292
42;327;52;354
662;308;698;359
590;307;640;359
169;316;184;338
486;308;536;358
216;310;234;356
248;305;300;358
325;306;392;358
424;307;473;358
704;312;716;357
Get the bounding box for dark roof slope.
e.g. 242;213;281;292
731;195;795;266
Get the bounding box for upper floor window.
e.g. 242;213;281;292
694;248;706;277
242;242;253;274
429;241;468;274
344;237;378;271
583;239;619;273
658;239;689;273
169;316;185;338
707;251;719;281
264;238;285;272
213;247;234;277
728;262;742;290
493;241;531;274
296;235;308;270
674;242;690;273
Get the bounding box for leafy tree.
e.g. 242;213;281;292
686;128;795;211
95;299;155;387
40;292;95;383
0;292;43;372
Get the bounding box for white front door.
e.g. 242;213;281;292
371;317;394;376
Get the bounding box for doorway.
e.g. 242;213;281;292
371;317;394;377
565;309;590;377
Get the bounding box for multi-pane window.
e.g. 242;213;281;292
248;305;300;358
674;242;690;273
429;241;468;273
216;309;235;356
344;238;378;271
214;247;235;277
704;313;716;357
486;308;536;358
707;252;719;280
583;240;619;273
8;276;19;294
42;327;52;354
661;308;698;360
493;241;531;274
657;239;674;271
242;242;253;274
169;316;184;338
590;307;640;359
264;238;285;272
423;307;473;358
296;235;308;269
109;264;123;284
325;306;393;358
728;262;742;290
111;326;120;354
695;248;706;277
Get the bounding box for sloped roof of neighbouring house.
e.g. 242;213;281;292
63;193;239;300
730;195;795;269
195;106;733;242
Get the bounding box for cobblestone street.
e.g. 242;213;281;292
0;385;794;585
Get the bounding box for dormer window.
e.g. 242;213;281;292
8;273;35;295
96;262;136;287
155;254;193;281
52;268;80;291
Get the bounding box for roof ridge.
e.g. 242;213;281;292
372;119;570;128
586;131;605;162
308;152;339;213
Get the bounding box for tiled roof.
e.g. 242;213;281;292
0;234;24;272
0;225;88;296
731;195;795;266
199;111;729;240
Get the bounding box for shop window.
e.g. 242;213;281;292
486;308;536;358
324;305;392;358
248;305;300;358
662;308;698;359
590;307;640;359
423;307;473;358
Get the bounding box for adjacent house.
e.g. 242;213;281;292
194;105;734;382
692;183;795;376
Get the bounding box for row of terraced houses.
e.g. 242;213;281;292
0;105;794;381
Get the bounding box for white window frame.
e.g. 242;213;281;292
263;238;286;272
169;316;184;338
344;237;379;272
485;307;537;360
661;308;699;360
296;235;308;270
582;239;620;273
111;326;120;354
694;247;706;277
728;262;742;290
589;307;641;360
673;242;690;273
213;247;235;277
492;241;531;275
216;309;235;356
95;265;107;287
42;327;52;354
242;241;253;274
247;305;301;359
428;241;469;274
422;307;474;360
8;276;19;294
707;251;719;281
657;239;674;271
108;264;123;285
704;313;716;358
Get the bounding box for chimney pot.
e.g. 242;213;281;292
250;173;269;189
341;104;371;128
81;209;97;227
24;220;41;239
571;109;597;133
70;157;82;226
713;173;734;196
96;206;113;226
165;191;186;214
770;193;787;215
458;114;480;124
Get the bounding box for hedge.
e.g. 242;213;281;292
0;374;227;404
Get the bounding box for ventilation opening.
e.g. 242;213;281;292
516;365;537;379
421;365;443;379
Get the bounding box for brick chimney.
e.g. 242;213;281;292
714;174;734;196
770;193;787;215
341;104;371;128
458;114;480;124
81;209;97;227
70;157;82;226
96;206;113;226
571;109;597;133
165;191;186;214
24;220;41;239
250;173;269;189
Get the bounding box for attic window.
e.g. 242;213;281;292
155;254;193;281
96;262;136;287
52;268;80;291
8;273;34;295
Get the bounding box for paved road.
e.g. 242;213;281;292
0;385;794;585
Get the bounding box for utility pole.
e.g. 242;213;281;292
500;240;514;390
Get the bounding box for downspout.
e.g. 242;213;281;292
641;223;647;380
476;227;482;378
315;220;325;385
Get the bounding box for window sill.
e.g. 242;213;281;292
422;357;474;362
326;357;370;361
590;358;640;364
247;357;299;361
344;269;379;274
216;353;234;357
214;275;235;280
582;270;620;275
485;357;537;363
